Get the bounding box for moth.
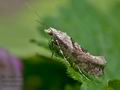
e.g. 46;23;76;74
45;27;106;78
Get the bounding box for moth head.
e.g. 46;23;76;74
44;27;58;36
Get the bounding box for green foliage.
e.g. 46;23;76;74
0;0;66;56
37;0;120;89
107;80;120;90
23;55;80;90
1;0;120;89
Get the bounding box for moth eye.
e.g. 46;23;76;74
49;32;53;35
45;29;53;35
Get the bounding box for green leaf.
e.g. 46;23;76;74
107;80;120;90
37;0;120;89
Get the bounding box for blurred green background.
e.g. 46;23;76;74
0;0;120;90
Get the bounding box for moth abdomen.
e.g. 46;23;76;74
45;27;106;77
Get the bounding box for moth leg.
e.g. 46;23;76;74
48;37;55;58
70;62;89;80
76;65;90;80
55;40;68;61
52;39;89;80
30;39;41;46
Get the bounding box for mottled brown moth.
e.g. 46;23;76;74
45;27;106;79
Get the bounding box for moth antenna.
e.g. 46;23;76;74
24;2;41;18
24;1;49;28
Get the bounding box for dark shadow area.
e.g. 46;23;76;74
23;55;81;90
